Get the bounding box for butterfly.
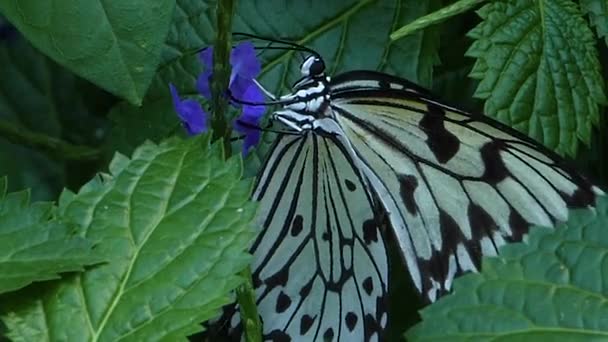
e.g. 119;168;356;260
227;35;604;342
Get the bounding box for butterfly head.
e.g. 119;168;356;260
300;55;325;77
291;54;329;92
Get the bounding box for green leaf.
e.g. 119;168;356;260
467;0;607;157
245;0;441;90
0;0;175;105
103;0;213;155
104;98;182;157
0;31;113;200
1;136;256;341
407;195;608;341
390;0;487;41
0;177;104;294
581;0;608;44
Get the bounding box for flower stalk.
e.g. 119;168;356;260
211;2;261;342
211;0;235;156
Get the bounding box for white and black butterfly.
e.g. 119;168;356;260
227;36;604;342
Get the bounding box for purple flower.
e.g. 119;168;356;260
169;84;207;136
171;41;265;154
195;41;266;154
234;84;265;149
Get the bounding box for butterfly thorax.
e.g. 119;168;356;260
272;55;335;132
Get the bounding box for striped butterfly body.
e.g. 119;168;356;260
229;50;603;341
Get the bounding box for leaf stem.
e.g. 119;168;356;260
211;0;234;157
390;0;487;40
0;119;101;161
237;267;262;342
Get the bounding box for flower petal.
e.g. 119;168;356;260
169;83;208;136
241;84;266;118
199;47;214;69
234;118;261;155
196;71;213;99
234;84;266;154
229;75;255;100
230;41;261;82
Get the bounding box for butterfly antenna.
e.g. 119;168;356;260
233;32;319;56
235;119;301;136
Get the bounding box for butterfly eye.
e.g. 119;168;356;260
309;58;325;76
301;55;325;76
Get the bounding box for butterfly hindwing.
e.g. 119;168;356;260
329;70;603;301
246;132;389;341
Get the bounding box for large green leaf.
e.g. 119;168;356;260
407;196;608;341
0;31;114;200
0;36;63;199
1;136;256;341
581;0;608;44
239;0;441;93
105;0;442;156
0;0;175;105
0;177;104;294
467;0;607;157
104;0;214;156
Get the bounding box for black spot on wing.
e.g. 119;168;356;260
439;209;461;255
440;208;482;273
507;209;528;242
565;187;596;207
378;79;390;89
344;179;356;191
265;267;289;288
300;314;315;335
364;293;388;340
419;104;460;164
362;276;374;295
291;215;303;236
398;174;419;215
276;291;292;313
322;230;331;241
362;219;378;244
299;277;314;298
467;203;498;267
345;312;358;331
252;271;262;288
480;141;508;184
468;203;498;238
267;329;291;342
323;328;334;340
364;313;382;342
417;209;464;298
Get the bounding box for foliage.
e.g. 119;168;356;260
0;177;105;294
467;0;606;157
0;0;175;105
0;0;606;340
1;135;256;341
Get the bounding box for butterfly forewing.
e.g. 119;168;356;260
244;132;389;341
329;71;603;301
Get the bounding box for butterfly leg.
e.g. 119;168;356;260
253;79;278;101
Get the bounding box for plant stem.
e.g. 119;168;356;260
211;0;234;157
236;267;262;342
212;1;262;340
0;119;101;161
